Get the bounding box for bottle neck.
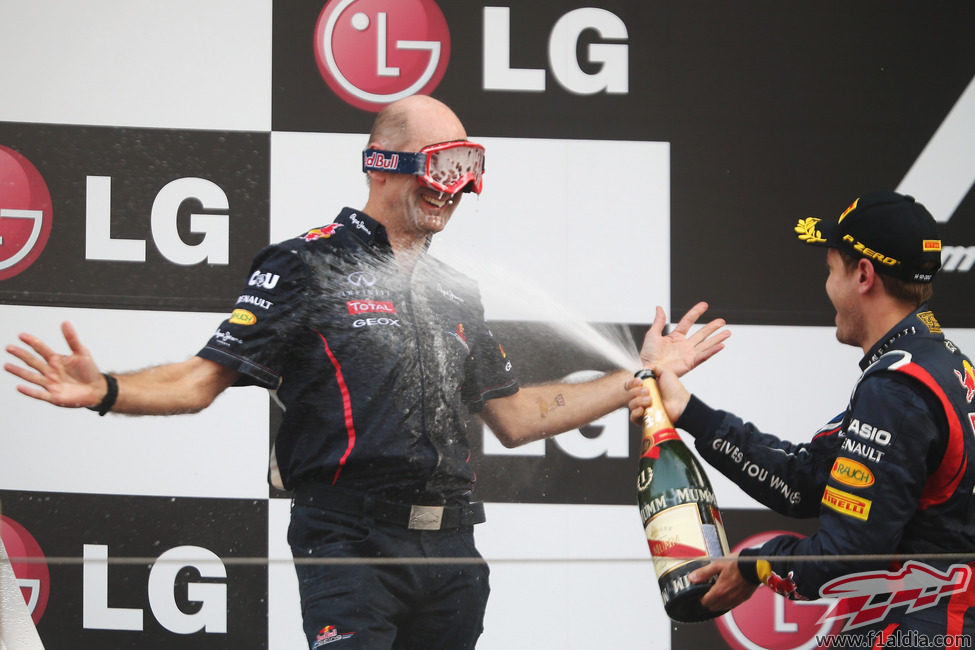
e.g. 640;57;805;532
637;369;681;459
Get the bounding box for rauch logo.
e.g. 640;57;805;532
313;0;450;112
0;145;53;281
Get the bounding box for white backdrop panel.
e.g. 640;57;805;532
0;304;270;499
0;0;272;131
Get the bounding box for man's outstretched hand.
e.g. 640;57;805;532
5;321;106;408
638;302;729;377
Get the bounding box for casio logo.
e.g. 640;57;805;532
846;419;891;447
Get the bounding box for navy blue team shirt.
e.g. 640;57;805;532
198;208;519;499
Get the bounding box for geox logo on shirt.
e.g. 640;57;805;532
353;317;400;328
248;270;280;289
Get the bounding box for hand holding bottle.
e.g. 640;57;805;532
689;555;758;612
627;367;691;426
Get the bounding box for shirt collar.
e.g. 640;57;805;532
335;207;390;249
860;303;941;369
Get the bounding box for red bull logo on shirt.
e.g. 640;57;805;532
955;359;975;403
303;223;343;242
314;624;356;647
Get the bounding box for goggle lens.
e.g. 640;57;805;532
422;142;485;194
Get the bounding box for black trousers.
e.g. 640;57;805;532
289;502;490;649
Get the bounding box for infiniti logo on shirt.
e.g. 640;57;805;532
347;271;377;287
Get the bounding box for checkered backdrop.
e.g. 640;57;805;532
1;2;973;648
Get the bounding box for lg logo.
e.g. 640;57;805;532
0;155;230;278
313;1;629;111
0;146;53;281
86;176;229;265
83;544;227;635
2;517;228;636
314;0;451;112
483;7;628;95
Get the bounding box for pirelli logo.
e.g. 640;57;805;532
822;485;872;521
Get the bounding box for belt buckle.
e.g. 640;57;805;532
408;505;444;530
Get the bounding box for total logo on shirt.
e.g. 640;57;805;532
347;299;395;315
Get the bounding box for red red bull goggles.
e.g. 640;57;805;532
362;140;485;195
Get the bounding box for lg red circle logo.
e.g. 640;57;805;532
714;531;843;650
0;145;53;281
1;515;50;625
313;0;451;112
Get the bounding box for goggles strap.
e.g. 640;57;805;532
361;149;426;176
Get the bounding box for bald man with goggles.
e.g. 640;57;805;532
6;95;728;649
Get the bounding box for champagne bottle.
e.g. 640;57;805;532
635;369;730;622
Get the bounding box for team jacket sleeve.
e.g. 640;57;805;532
459;288;519;412
196;243;308;389
741;375;940;599
677;394;840;518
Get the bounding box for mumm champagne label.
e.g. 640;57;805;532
641;489;726;577
646;502;709;576
640;486;717;521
